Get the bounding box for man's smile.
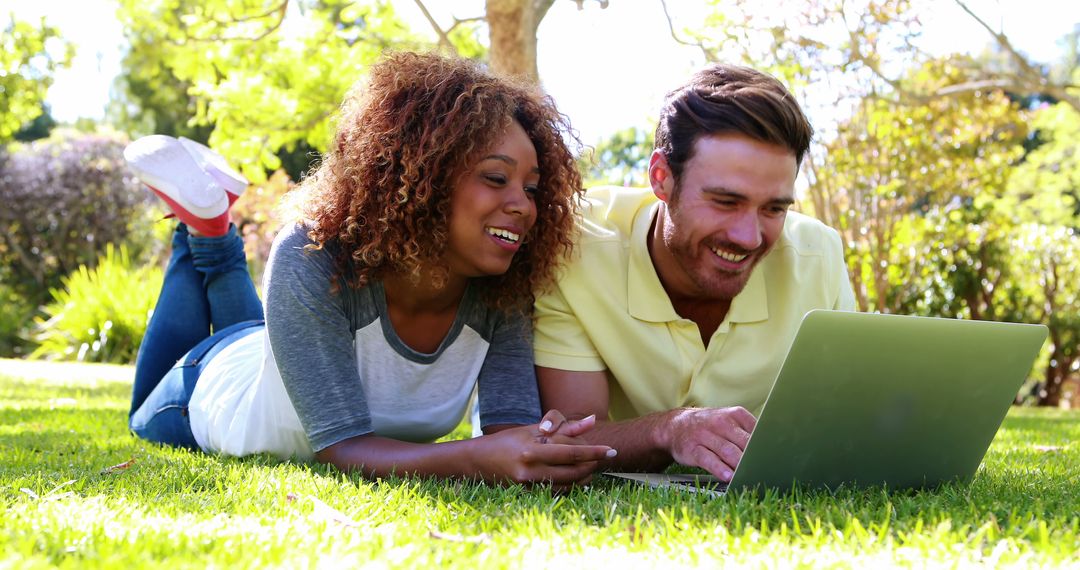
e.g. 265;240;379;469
710;246;749;264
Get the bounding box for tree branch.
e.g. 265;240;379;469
413;0;456;53
827;1;1080;113
952;0;1043;81
447;16;486;36
571;0;609;9
952;0;1080;113
226;1;290;24
659;0;717;61
413;1;486;54
535;0;557;23
170;1;289;44
838;8;920;104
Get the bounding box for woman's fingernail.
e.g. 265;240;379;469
584;414;596;421
605;449;617;458
539;420;552;432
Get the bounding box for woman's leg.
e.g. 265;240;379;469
129;222;262;418
128;226;262;449
125;134;261;440
189;223;264;330
129;224;211;416
129;320;264;450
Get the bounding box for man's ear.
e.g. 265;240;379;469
648;150;675;203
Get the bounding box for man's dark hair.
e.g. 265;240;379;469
654;63;813;184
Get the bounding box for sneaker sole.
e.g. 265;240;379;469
146;184;230;237
179;137;249;198
124;135;229;218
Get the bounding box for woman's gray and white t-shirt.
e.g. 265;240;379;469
187;223;540;460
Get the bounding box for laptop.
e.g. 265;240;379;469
607;310;1048;494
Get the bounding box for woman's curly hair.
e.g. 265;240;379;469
300;51;582;313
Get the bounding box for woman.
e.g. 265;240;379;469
126;52;613;488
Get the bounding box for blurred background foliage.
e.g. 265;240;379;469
0;14;72;143
30;243;163;364
0;0;1078;407
0;130;156;307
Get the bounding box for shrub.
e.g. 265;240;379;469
31;243;162;364
0;281;35;357
0;129;159;306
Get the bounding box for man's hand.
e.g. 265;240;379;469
658;407;756;481
537;408;597;442
537;366;756;477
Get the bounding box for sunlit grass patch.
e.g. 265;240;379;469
2;359;1079;568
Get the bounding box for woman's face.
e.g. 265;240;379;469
444;120;540;278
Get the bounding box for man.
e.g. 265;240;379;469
534;63;856;481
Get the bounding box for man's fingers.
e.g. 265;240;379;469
538;409;568;434
730;427;751;451
689;445;737;482
556;414;596;438
728;406;757;432
716;439;743;468
539;411;596;438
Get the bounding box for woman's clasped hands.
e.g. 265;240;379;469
478;409;615;492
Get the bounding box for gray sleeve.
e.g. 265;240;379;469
476;310;542;428
264;224;373;451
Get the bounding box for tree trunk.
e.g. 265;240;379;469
1040;359;1066;407
485;0;555;84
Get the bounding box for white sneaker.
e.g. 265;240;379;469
124;135;230;237
178;137;248;204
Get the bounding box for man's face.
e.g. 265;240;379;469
649;133;797;302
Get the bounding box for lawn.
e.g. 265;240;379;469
2;358;1079;568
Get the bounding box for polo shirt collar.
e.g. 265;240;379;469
628;202;676;322
626;202;770;325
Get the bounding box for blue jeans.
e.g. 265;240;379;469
128;223;264;448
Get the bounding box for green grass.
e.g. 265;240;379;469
2;358;1079;568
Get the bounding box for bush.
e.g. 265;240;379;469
30;243;162;364
0;281;35;357
0;129;158;306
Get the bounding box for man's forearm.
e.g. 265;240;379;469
573;410;681;472
545;402;757;480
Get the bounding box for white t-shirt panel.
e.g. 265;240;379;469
189;321;490;459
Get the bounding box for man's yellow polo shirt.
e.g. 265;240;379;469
533;186;856;421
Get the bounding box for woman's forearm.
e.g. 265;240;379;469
314;424;615;487
315;435;488;480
